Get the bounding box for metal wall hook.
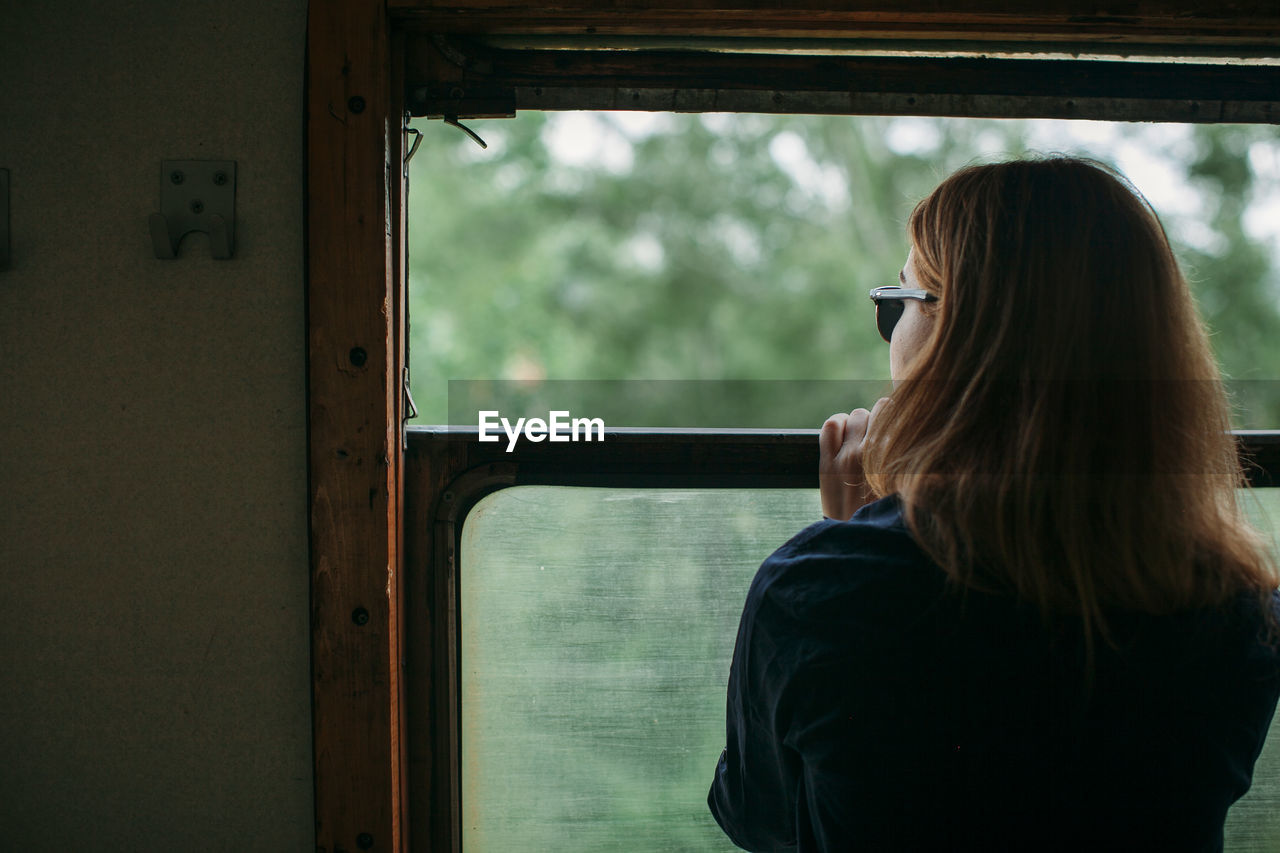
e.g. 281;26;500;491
150;160;236;259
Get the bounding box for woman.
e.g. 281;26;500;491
708;157;1280;851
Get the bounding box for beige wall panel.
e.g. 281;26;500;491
0;2;313;850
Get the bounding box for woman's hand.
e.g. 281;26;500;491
819;397;891;521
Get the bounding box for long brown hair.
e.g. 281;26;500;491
864;157;1279;668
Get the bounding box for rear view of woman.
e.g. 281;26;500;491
709;157;1280;851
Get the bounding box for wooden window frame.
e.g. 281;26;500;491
306;4;1280;851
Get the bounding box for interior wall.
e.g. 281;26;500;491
0;2;314;849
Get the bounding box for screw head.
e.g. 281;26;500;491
170;171;185;185
213;171;228;186
189;200;204;214
348;95;366;114
349;347;368;367
356;832;374;850
352;607;370;626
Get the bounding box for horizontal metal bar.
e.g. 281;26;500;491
408;427;1280;487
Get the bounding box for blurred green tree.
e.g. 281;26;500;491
407;114;1280;426
1176;124;1280;423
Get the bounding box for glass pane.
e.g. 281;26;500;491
460;486;1280;851
409;114;1280;428
1227;486;1280;851
461;487;818;850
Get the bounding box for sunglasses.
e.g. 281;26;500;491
868;285;938;342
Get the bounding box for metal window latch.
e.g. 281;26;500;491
149;160;236;259
402;367;418;449
404;126;423;177
443;116;488;149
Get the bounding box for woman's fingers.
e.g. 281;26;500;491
820;407;871;521
819;412;848;462
819;399;892;521
843;408;870;451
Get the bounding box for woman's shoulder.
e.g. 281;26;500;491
771;494;912;559
767;493;929;567
748;494;948;628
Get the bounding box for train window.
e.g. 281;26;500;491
404;111;1280;849
452;484;1280;851
1236;488;1280;848
306;12;1280;850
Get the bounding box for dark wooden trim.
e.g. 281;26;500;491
388;1;1280;46
1238;432;1280;488
391;27;411;853
307;1;405;851
422;33;1280;61
406;37;1280;122
404;439;467;851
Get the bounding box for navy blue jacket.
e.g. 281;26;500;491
709;495;1280;852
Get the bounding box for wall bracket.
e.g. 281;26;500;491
149;160;236;259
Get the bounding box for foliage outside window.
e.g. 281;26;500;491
408;114;1280;428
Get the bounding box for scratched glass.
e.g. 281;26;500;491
459;486;1280;851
